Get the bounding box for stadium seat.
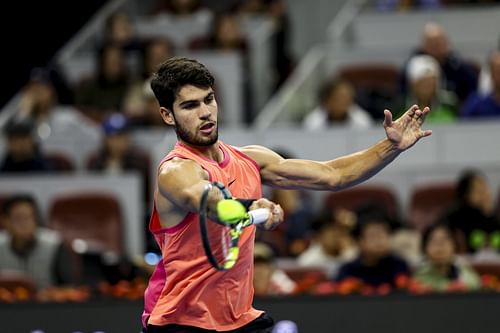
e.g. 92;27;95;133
46;151;75;172
338;63;400;94
337;63;400;119
407;183;456;232
321;185;400;222
48;192;123;255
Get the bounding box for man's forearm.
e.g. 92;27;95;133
326;138;401;190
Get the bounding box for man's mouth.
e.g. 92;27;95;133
200;122;215;134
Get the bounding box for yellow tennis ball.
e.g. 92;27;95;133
217;199;247;224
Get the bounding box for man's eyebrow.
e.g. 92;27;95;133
178;91;214;107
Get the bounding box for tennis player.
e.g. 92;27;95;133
142;57;432;332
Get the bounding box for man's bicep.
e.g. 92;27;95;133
157;158;209;211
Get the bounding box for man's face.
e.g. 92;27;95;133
5;202;37;245
359;222;390;260
426;227;454;265
163;85;218;147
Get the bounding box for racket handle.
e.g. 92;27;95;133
248;208;270;225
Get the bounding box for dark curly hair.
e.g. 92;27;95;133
150;57;215;111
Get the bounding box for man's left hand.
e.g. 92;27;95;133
384;104;433;151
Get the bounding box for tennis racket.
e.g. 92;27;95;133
199;182;270;271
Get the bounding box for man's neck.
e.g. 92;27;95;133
179;140;224;163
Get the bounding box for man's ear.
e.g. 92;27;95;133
159;106;175;126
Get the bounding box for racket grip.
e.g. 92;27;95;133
248;208;270;225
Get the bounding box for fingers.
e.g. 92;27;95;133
406;104;418;117
383;109;393;127
421;129;433;137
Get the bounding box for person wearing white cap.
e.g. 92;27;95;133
392;54;458;123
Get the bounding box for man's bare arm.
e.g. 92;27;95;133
242;139;398;191
243;105;432;191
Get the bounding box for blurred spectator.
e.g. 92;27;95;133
86;113;151;203
400;22;479;104
253;242;296;297
238;0;295;90
124;38;173;126
75;43;130;121
376;0;442;11
335;207;410;287
413;223;481;292
189;9;254;124
1;119;52;173
393;55;458;123
100;10;143;54
297;208;358;278
440;169;500;254
460;51;500;119
0;194;75;289
151;0;212;19
303;78;373;130
256;149;315;257
10;69;99;141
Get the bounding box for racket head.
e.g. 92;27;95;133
199;182;243;271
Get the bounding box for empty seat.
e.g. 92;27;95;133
46;151;75;172
338;63;400;95
322;185;400;222
48;192;123;255
407;183;456;232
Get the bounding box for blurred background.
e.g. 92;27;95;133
1;0;500;332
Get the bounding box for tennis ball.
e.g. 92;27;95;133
217;199;247;224
489;231;500;250
469;230;486;250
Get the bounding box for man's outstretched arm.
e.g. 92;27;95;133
243;105;432;191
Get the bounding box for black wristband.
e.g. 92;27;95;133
235;198;256;211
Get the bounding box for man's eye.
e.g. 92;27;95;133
183;103;197;109
205;95;214;103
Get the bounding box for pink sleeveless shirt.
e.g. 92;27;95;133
142;141;263;331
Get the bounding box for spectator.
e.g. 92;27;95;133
237;0;295;90
297;208;358;278
0;119;52;173
100;10;143;54
11;69;99;141
189;10;254;124
413;223;481;292
303;77;373;130
335;207;410;287
124;38;173;126
86;113;151;204
441;169;500;254
253;242;296;297
393;55;458;123
400;22;478;104
460;51;500;119
75;43;131;122
0;194;75;289
256;149;315;257
151;0;212;19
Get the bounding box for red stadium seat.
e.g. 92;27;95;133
407;183;456;232
48;192;123;255
338;63;400;95
46;151;75;172
322;185;400;222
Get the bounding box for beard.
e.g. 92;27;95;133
174;119;218;147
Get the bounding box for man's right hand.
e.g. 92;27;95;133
250;198;284;231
